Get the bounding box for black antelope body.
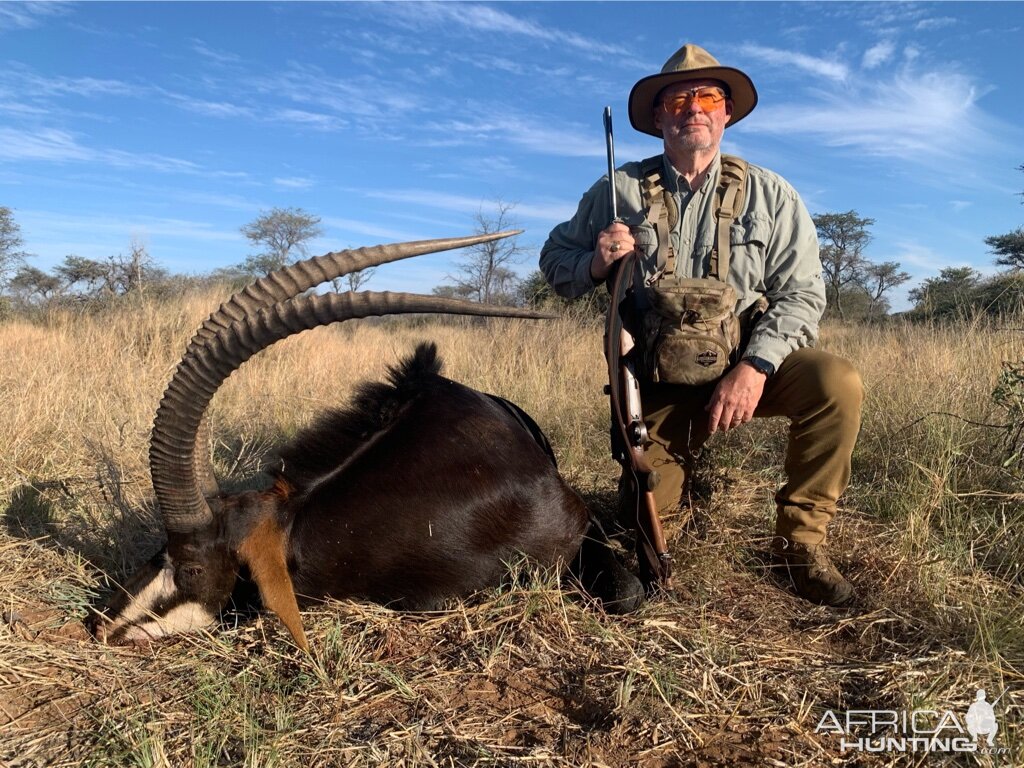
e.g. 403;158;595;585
90;232;640;651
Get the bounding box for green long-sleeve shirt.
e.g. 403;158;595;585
539;153;826;370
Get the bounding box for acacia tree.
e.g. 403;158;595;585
813;210;875;321
437;201;525;305
240;207;322;275
985;228;1024;271
331;267;376;293
984;164;1024;271
115;239;161;294
55;255;116;295
861;261;911;321
9;265;62;301
908;266;981;318
53;242;164;298
0;206;30;291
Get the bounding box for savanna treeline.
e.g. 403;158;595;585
3;165;1023;321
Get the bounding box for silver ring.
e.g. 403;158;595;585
610;242;621;252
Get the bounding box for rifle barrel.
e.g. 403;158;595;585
603;106;618;222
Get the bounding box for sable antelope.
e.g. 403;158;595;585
90;232;641;651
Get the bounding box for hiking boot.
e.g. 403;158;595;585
772;539;854;607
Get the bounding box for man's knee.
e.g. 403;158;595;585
817;353;863;410
782;349;862;412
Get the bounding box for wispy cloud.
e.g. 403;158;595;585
2;60;358;141
158;84;342;129
3;61;350;134
191;39;242;65
274;177;314;190
361;188;576;224
916;17;958;32
424;111;652;161
739;44;849;82
250;64;426;126
0;68;144;99
0;2;67;31
745;70;1003;163
514;199;580;224
0;100;51;117
172;191;257;212
0;127;230;176
862;40;896;70
165;93;255;119
429;116;601;158
269;108;342;131
0;128;94;163
890;240;968;273
351;30;413;57
19;210;239;255
363;189;499;216
389;2;634;58
448;51;526;76
320;217;422;243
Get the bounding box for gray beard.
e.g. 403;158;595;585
678;135;715;152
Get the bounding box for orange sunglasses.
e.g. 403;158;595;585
660;87;727;114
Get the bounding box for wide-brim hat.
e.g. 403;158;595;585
628;44;757;137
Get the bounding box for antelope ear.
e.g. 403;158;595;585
237;517;309;653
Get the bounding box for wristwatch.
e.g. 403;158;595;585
742;355;775;378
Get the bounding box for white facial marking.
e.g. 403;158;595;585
99;553;217;643
112;554;177;628
120;603;217;643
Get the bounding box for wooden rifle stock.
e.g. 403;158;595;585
605;253;673;588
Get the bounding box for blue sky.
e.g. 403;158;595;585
2;2;1022;308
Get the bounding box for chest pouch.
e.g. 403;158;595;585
643;277;740;385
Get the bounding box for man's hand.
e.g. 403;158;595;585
706;362;767;433
591;222;635;281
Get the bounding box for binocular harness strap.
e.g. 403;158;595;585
640;154;749;282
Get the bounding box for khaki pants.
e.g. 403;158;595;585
639;348;863;545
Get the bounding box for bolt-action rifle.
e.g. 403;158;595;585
602;106;673;589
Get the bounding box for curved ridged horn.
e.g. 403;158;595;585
183;231;522;500
151;291;555;535
186;231;524;352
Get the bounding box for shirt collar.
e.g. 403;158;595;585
662;152;721;194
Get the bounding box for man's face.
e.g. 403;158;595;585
653;78;733;154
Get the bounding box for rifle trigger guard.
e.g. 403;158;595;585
628;420;648;447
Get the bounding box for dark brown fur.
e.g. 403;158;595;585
275;343;589;608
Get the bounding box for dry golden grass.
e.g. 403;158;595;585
0;289;1021;766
